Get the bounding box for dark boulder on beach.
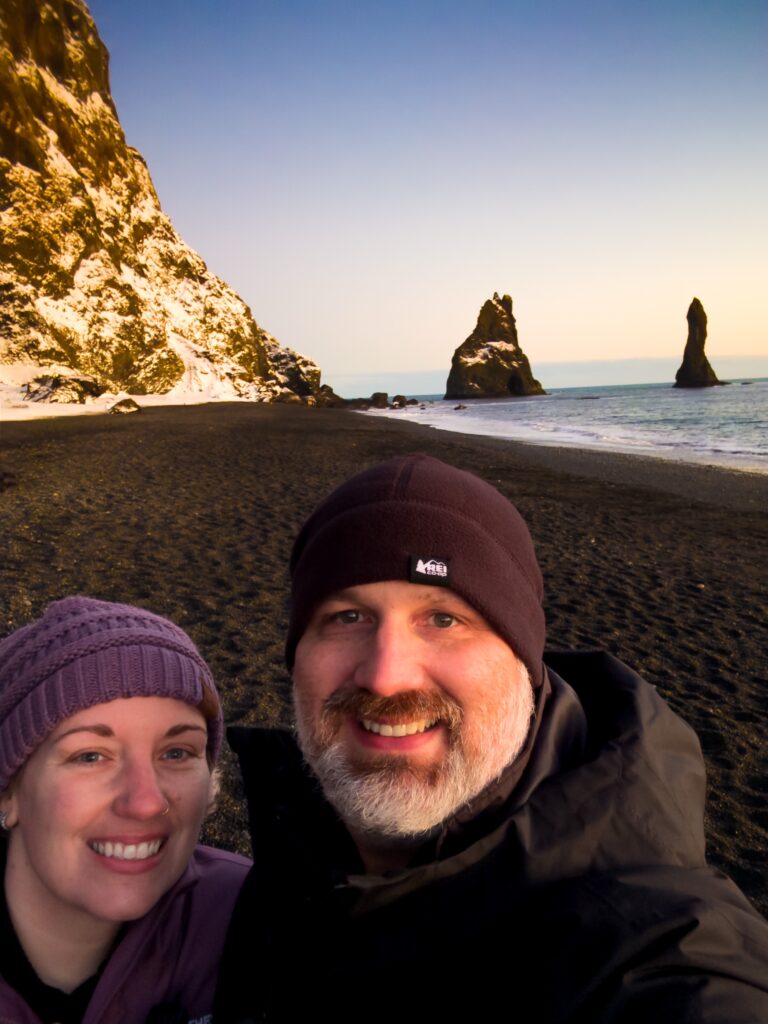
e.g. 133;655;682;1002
108;398;141;415
674;299;722;388
314;384;347;407
445;293;545;400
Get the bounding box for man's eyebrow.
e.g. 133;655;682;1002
320;590;358;602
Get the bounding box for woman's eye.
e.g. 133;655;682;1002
72;751;104;764
162;747;192;762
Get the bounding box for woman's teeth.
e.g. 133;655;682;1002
361;718;437;737
90;839;163;860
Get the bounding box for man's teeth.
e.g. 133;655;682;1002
361;719;437;737
90;839;162;861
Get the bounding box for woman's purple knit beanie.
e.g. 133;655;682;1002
0;597;222;790
286;453;546;686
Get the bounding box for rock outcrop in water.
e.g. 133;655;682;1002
0;0;336;404
445;293;544;400
674;298;721;389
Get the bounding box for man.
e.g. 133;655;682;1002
217;454;768;1022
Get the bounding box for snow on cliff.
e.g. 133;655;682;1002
0;0;333;410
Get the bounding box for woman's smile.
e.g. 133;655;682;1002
88;837;165;861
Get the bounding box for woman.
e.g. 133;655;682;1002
0;596;251;1023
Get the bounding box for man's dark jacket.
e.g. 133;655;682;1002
216;651;768;1022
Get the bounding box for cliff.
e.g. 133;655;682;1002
0;0;331;404
674;298;721;389
445;293;544;400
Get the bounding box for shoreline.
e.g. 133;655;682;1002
1;402;765;913
4;377;766;480
361;406;768;478
360;389;768;477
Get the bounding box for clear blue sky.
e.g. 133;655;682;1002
88;0;767;389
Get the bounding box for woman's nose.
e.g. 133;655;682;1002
112;758;169;820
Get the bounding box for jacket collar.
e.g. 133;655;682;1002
417;665;588;862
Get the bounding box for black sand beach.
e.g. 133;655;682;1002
1;403;765;914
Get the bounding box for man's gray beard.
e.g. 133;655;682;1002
294;676;534;841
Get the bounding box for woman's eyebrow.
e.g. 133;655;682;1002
52;723;206;743
53;724;113;743
164;724;207;738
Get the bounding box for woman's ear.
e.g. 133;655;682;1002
206;766;222;816
0;788;19;830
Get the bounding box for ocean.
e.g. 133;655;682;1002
363;379;768;474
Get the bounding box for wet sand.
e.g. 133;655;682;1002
1;402;765;913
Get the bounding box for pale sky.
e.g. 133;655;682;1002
89;0;767;388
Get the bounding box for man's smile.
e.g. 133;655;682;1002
320;687;462;742
360;717;439;737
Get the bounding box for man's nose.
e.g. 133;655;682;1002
352;619;426;696
112;758;169;820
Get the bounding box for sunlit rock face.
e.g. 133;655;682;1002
674;298;722;388
0;0;329;402
445;293;545;400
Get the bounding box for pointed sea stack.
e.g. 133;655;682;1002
445;293;544;400
674;299;722;388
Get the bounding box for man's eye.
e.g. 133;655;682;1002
431;613;457;629
332;609;362;625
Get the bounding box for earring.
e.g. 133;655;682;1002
0;811;10;831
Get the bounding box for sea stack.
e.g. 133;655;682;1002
0;0;335;404
674;299;722;388
445;293;544;400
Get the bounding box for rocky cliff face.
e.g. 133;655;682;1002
0;0;331;404
674;298;721;389
445;293;544;400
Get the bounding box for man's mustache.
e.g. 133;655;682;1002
321;688;463;730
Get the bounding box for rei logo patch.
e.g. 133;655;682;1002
410;555;450;586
